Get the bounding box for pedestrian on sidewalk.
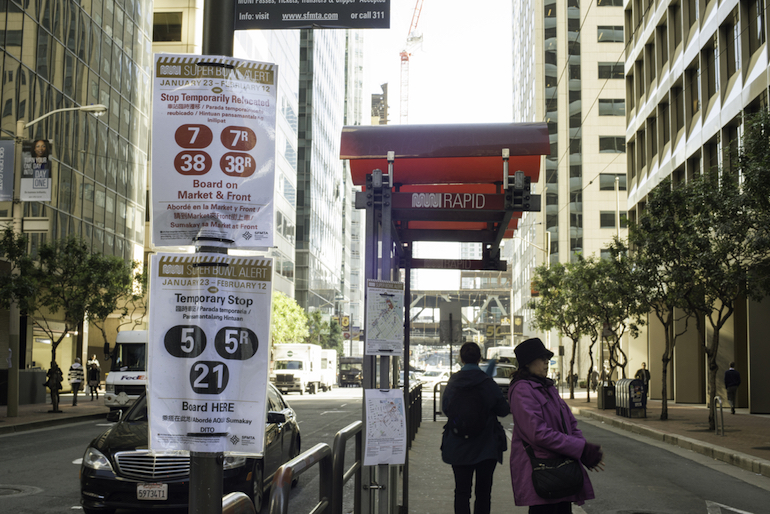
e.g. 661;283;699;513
44;361;64;413
724;362;741;414
635;362;650;401
441;342;510;514
68;358;85;406
88;362;100;400
509;338;604;514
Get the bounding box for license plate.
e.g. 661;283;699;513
137;483;168;500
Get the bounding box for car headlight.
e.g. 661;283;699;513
83;447;114;472
223;456;248;469
105;385;114;393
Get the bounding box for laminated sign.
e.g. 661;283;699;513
151;54;277;248
148;253;273;454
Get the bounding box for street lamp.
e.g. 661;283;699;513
6;104;107;417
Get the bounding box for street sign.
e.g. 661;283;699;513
234;0;391;30
148;253;273;454
365;280;404;355
151;54;277;249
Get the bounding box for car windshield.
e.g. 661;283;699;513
495;366;516;379
125;396;148;422
110;343;146;372
424;371;444;377
275;360;303;370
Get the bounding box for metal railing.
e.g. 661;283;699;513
406;382;422;445
268;443;332;514
433;381;449;422
222;491;256;514
331;421;363;514
715;396;725;436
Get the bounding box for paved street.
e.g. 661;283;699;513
1;387;770;513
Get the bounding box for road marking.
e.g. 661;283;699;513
320;411;349;415
707;500;755;514
73;458;83;465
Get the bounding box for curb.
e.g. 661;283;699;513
571;406;770;479
0;412;108;436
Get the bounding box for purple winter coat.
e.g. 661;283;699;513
508;377;595;506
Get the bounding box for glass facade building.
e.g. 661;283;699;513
295;28;346;315
0;0;151;260
0;0;152;372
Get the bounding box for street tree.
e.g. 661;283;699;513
577;249;646;399
0;230;138;411
271;291;309;346
89;265;148;353
529;262;591;399
682;167;770;430
305;310;343;354
622;179;706;420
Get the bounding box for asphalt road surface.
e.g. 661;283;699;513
1;388;769;514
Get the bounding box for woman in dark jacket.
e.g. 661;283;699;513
508;338;604;513
441;342;510;514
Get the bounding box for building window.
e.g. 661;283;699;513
598;98;625;116
598;62;624;79
598;26;624;42
597;0;623;5
599;136;626;153
600;211;628;228
748;0;766;55
599;174;627;190
687;64;700;117
153;12;183;42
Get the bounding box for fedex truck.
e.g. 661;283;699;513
320;349;337;391
270;343;322;395
104;330;148;410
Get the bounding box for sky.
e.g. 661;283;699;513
363;0;513;125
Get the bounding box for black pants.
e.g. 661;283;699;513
451;459;497;514
529;502;572;513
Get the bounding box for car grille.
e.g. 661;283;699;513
114;451;190;480
276;374;293;382
115;385;145;395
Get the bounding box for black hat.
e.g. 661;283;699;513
515;338;554;368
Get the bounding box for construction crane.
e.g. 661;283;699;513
399;0;425;124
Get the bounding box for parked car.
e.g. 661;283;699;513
399;370;423;388
80;384;300;513
420;369;451;391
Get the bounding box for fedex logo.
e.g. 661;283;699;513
120;375;147;381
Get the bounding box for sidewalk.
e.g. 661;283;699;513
0;393;110;435
407;388;770;513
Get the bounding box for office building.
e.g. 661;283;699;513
0;0;152;371
510;0;629;357
624;0;770;411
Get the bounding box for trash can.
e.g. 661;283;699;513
615;378;646;418
597;382;615;410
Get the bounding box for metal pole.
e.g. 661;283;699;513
193;7;234;509
6;119;25;417
402;246;411;513
203;0;235;56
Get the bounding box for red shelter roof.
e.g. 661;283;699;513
341;122;549;187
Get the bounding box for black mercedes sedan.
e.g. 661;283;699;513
80;384;300;513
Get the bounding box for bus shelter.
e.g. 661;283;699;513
339;122;550;514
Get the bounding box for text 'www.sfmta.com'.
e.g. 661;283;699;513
282;12;339;21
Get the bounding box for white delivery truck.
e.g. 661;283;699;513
270;343;322;395
486;346;517;363
104;330;148;410
320;349;337;392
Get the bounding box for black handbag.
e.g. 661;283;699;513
522;410;584;499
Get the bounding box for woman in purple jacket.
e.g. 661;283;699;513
508;338;604;513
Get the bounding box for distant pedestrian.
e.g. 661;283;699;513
441;342;510;514
724;362;741;414
509;338;604;513
68;358;85;406
635;362;650;400
45;362;64;413
88;362;100;400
